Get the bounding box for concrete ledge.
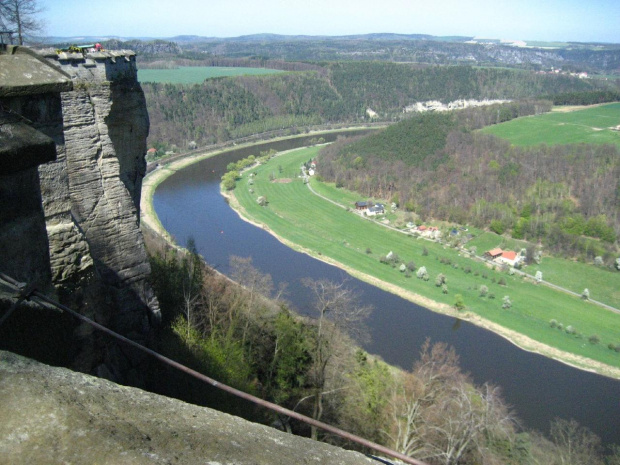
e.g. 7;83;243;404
0;351;377;465
0;45;72;97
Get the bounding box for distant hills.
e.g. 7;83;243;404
42;33;618;48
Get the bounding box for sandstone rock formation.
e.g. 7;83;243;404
404;98;511;113
1;46;160;383
0;351;377;465
37;49;160;380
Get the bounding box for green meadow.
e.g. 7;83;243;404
480;103;620;147
230;146;620;374
138;66;283;84
468;232;620;309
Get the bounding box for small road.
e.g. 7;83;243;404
305;179;620;315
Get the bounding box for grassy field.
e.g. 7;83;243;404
138;66;283;84
230;147;620;373
479;103;620;147
468;233;620;309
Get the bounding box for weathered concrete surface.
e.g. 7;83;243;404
0;45;72;97
0;351;377;465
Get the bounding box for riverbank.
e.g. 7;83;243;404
141;138;620;381
225;190;620;380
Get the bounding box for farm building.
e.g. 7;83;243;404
366;203;385;216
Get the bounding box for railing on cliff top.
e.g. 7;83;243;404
0;271;428;465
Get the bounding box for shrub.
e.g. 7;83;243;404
406;261;416;272
435;273;447;287
464;266;472;274
422;247;428;256
442;284;448;294
366;247;372;254
535;271;543;283
479;285;489;297
589;334;600;344
502;295;512;309
550;319;558;328
454;294;465;311
416;266;429;280
581;288;590;300
565;325;575;335
557;323;564;331
489;293;495;299
498;278;506;286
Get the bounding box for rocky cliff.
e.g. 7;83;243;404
0;46;159;383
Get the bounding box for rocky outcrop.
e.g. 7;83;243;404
404;98;511;113
0;351;376;465
0;48;161;381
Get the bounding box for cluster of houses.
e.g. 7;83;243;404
354;200;385;217
536;68;589;79
414;225;441;239
484;248;524;267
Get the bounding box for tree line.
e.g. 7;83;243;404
146;245;620;464
142;62;613;152
178;35;620;73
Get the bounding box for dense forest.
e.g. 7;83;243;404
146;245;620;465
317;103;620;262
142;62;612;151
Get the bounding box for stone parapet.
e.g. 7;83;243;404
38;47;138;83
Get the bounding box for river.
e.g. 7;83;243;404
151;134;620;446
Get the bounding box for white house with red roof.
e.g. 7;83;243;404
485;248;523;267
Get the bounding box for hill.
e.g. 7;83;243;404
318;103;620;263
143;63;612;151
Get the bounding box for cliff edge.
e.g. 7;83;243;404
0;351;376;465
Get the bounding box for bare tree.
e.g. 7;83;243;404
549;418;604;465
302;277;371;439
384;340;517;465
230;255;275;346
0;0;43;45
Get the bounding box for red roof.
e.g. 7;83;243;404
147;148;157;153
488;248;503;256
418;225;427;231
501;251;517;261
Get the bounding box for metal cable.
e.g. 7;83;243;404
0;271;428;465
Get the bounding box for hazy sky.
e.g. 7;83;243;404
40;0;619;43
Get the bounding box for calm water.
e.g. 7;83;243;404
152;134;620;446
